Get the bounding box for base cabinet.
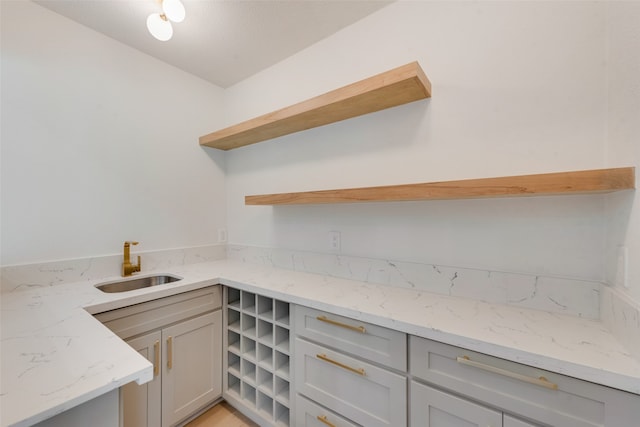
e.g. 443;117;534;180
295;338;406;427
95;286;223;427
162;311;222;426
293;305;407;427
223;288;292;427
503;415;539;427
87;283;640;427
410;381;536;427
295;394;360;427
122;331;162;427
33;389;120;427
409;335;640;427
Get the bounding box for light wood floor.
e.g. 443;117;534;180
185;401;258;427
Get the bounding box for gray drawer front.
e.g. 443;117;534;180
410;380;502;427
294;305;406;370
296;394;361;427
95;286;221;339
295;338;406;427
409;336;640;427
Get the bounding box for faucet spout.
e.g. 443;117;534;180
122;241;141;277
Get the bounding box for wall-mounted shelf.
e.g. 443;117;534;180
245;167;635;205
199;61;431;150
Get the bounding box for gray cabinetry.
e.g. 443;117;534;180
409;335;640;427
503;415;539;427
294;306;406;370
410;381;502;427
294;305;407;427
32;390;120;427
223;287;291;426
121;331;162;427
162;311;222;426
94;286;223;427
295;394;360;427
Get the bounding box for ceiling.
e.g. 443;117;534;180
33;0;392;88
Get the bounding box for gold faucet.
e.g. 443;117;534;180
122;241;141;277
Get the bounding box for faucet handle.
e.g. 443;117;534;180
122;241;141;277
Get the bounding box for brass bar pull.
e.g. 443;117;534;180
457;356;558;390
316;315;366;334
316;353;365;376
167;336;173;369
153;340;160;377
316;415;337;427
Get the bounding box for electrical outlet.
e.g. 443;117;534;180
329;231;341;252
218;228;228;243
615;245;628;288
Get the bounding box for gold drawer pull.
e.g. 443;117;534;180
153;340;160;377
316;315;366;334
457;356;558;390
317;415;337;427
317;353;366;376
167;336;173;369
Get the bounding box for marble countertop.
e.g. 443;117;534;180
2;260;640;427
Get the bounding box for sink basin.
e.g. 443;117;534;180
96;274;182;293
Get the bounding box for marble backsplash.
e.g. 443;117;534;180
227;244;602;319
3;243;639;359
0;244;227;293
225;245;640;359
602;286;640;362
4;242;634;325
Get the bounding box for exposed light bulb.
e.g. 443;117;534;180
147;13;173;41
162;0;186;23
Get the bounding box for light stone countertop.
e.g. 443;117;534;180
2;259;640;427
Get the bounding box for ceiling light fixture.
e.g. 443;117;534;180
147;0;185;41
147;13;173;41
162;0;186;23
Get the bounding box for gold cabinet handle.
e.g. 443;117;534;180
457;356;558;390
317;353;365;376
316;415;337;427
316;315;366;334
153;340;160;377
167;336;173;369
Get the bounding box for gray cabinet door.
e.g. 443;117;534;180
410;381;501;427
123;331;162;427
162;311;222;427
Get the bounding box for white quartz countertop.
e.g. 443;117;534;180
2;259;640;427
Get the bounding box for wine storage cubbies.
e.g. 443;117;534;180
224;288;291;426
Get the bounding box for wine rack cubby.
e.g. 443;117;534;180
223;288;291;426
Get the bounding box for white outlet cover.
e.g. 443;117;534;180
329;231;341;252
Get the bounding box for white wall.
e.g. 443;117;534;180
1;1;226;265
223;1;609;281
604;2;640;302
4;0;635;300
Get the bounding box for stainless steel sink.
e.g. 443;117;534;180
96;274;182;293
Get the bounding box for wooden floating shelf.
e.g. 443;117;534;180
245;167;635;205
199;61;431;150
